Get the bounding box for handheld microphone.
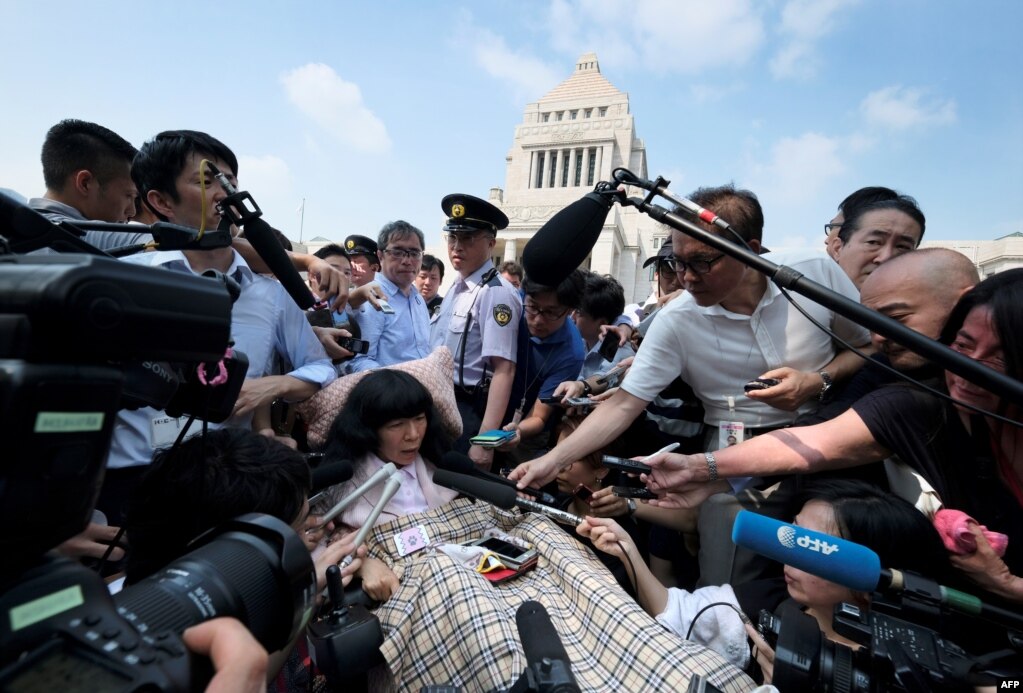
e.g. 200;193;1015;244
437;451;557;505
311;463;397;530
206;162;315;310
733;510;1023;632
515;601;580;693
731;509;881;592
521;191;614;286
341;475;403;568
433;470;583;527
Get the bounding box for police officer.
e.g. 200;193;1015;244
344;234;380;287
431;194;522;470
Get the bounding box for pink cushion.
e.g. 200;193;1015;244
296;346;462;448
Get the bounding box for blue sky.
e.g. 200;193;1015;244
2;0;1020;252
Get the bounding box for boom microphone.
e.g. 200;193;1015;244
521;191;614;286
437;451;557;505
515;601;580;692
433;470;583;526
731;510;881;592
311;461;354;493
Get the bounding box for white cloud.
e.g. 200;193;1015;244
689;82;744;105
280;63;391;154
770;0;859;79
470;27;562;102
547;0;765;74
860;85;958;131
744;131;846;205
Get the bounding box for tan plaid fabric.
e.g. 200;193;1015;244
360;498;755;692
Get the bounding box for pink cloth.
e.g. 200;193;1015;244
933;508;1009;557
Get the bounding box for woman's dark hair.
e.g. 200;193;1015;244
794;479;952;582
123;428;310;584
322;370;449;465
939;267;1023;383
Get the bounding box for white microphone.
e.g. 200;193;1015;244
310;462;397;531
341;475;403;567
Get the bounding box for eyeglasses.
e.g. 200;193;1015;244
445;232;493;247
662;254;725;276
824;222;842;236
524;303;569;321
382;247;423;260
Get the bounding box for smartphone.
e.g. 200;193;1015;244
744;377;781;393
612;486;657;500
305;308;334;328
566;397;596;408
378;300;396;315
600;455;652;475
338;336;370;354
598;332;619;362
573;484;596;501
539;395;564;405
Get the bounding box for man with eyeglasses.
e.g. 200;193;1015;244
512;183;870;585
823;186;898;259
345;220;432;372
495;270;587;462
431;194;521;470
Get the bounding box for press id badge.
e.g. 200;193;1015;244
718;420;745;449
150;415;186;448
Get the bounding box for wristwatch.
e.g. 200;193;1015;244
626;498;637;516
579;380;593;396
818;370;833;401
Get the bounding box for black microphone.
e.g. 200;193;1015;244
521;191;614;286
240;218;315;310
515;601;580;693
310;461;354;494
437;451;557;505
433;470;583;526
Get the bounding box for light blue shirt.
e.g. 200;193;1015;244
430;260;520;387
345;272;432;372
106;249;335;469
579;339;634;382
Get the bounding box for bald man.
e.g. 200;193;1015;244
798;247;979;426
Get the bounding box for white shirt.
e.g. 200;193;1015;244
106;249;335;468
623;249;869;429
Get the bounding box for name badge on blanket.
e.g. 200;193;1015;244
394;525;431;557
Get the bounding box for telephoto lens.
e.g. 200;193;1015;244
115;513;316;653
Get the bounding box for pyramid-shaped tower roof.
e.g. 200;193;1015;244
537;53;626;105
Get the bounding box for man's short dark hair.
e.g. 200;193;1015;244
499;260;524;279
123;428;309;584
132;130;239;215
314;243;349;260
521;268;585;310
838;197;926;245
421;253;444;280
377;220;424;250
41;119;137;191
836;186;899;216
580;273;625;324
676;184;764;244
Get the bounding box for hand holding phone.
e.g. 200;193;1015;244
744;377;781;392
598;331;619;362
612;486;657;500
573;484;596;501
338;336;370;355
601;455;652;475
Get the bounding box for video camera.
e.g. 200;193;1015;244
0;198;316;690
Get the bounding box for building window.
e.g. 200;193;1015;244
561;150;570;187
556;111;564;121
586;147;597;186
569;110;578;120
541;112;550;123
584;108;592;118
535;152;545;188
574;149;583;186
549;152;557;187
599;107;607;117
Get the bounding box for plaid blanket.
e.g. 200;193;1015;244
360;498;754;692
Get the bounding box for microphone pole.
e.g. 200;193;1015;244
615;170;1023;408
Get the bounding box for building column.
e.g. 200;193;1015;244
504;238;517;262
582;148;591;186
548;149;556;187
568;148;578;186
595;146;604;181
528;151;536;189
554;149;565;188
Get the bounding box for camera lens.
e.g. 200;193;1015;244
114;514;315;652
